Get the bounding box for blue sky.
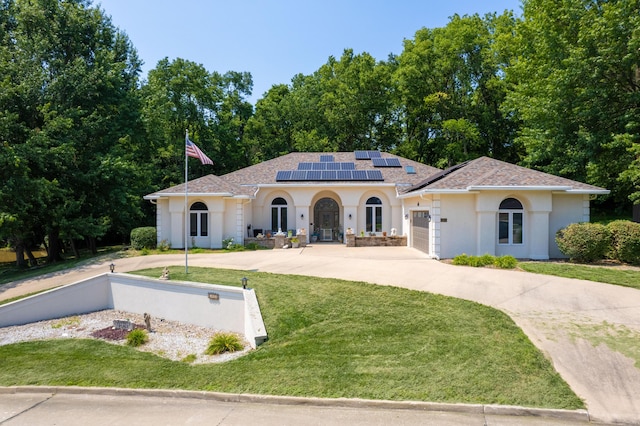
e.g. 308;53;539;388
97;1;522;102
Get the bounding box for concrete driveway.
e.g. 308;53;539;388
2;245;640;424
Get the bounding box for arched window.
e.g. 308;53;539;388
190;202;208;237
498;198;523;245
366;197;382;233
271;197;288;232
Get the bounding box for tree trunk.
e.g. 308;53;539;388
46;229;64;263
69;239;80;259
14;242;27;269
87;236;97;254
24;246;38;267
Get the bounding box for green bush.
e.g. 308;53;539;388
607;220;640;265
205;332;244;355
126;329;149;347
556;222;610;263
452;253;470;266
452;254;518;269
494;255;518;269
130;227;157;250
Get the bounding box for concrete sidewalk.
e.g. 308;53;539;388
2;245;640;424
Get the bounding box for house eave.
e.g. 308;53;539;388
466;185;574;191
257;183;398;189
398;189;478;198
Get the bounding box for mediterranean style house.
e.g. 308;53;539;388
144;151;608;259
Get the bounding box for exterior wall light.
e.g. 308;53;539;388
300;213;304;219
348;214;352;220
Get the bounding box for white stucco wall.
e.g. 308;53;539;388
0;273;268;348
438;194;478;259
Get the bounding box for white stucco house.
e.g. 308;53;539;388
144;151;608;259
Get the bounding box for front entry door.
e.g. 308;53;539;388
411;211;430;254
314;198;339;241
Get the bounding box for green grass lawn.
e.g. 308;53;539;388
0;266;583;409
519;262;640;290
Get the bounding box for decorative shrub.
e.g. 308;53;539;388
494;255;518;269
157;239;171;251
126;329;149;347
607;220;640;265
205;332;244;355
452;254;518;269
130;227;157;250
556;222;610;263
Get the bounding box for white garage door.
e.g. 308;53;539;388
411;211;430;254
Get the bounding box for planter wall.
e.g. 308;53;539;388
346;234;407;247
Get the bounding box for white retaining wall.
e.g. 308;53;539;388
0;273;267;348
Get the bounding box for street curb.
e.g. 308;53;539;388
0;386;590;422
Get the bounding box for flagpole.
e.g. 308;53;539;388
185;129;189;274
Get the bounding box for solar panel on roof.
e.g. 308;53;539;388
337;170;352;180
322;170;337;180
327;162;341;170
307;170;322;180
386;158;401;167
311;162;326;170
341;162;355;170
320;154;334;162
368;151;381;158
367;170;384;180
291;170;306;180
276;170;292;181
372;158;387;167
298;162;313;170
354;150;369;160
352;170;367;180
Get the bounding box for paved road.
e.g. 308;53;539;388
2;245;640;424
0;389;593;426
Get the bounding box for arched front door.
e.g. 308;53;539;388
314;198;339;241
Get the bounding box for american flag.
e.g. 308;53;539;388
186;136;213;165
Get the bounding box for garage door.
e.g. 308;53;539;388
412;211;430;254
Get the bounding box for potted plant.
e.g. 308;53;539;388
290;237;299;248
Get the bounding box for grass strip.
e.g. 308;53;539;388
0;266;583;409
519;262;640;290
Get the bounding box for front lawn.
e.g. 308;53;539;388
519;262;640;290
0;266;583;409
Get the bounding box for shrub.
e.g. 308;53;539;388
494;255;518;269
607;220;640;265
126;329;149;347
130;227;157;250
157;239;171;251
556;222;610;263
205;332;244;355
452;253;470;266
452;254;517;269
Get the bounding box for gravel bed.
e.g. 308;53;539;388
0;310;251;364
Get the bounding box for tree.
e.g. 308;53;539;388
0;0;144;264
506;0;640;208
141;58;253;187
394;12;521;166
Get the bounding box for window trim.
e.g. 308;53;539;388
365;197;383;233
498;198;523;245
271;197;288;232
189;202;208;237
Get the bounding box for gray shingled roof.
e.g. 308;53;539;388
145;174;256;198
220;152;441;187
403;156;608;193
145;154;608;199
